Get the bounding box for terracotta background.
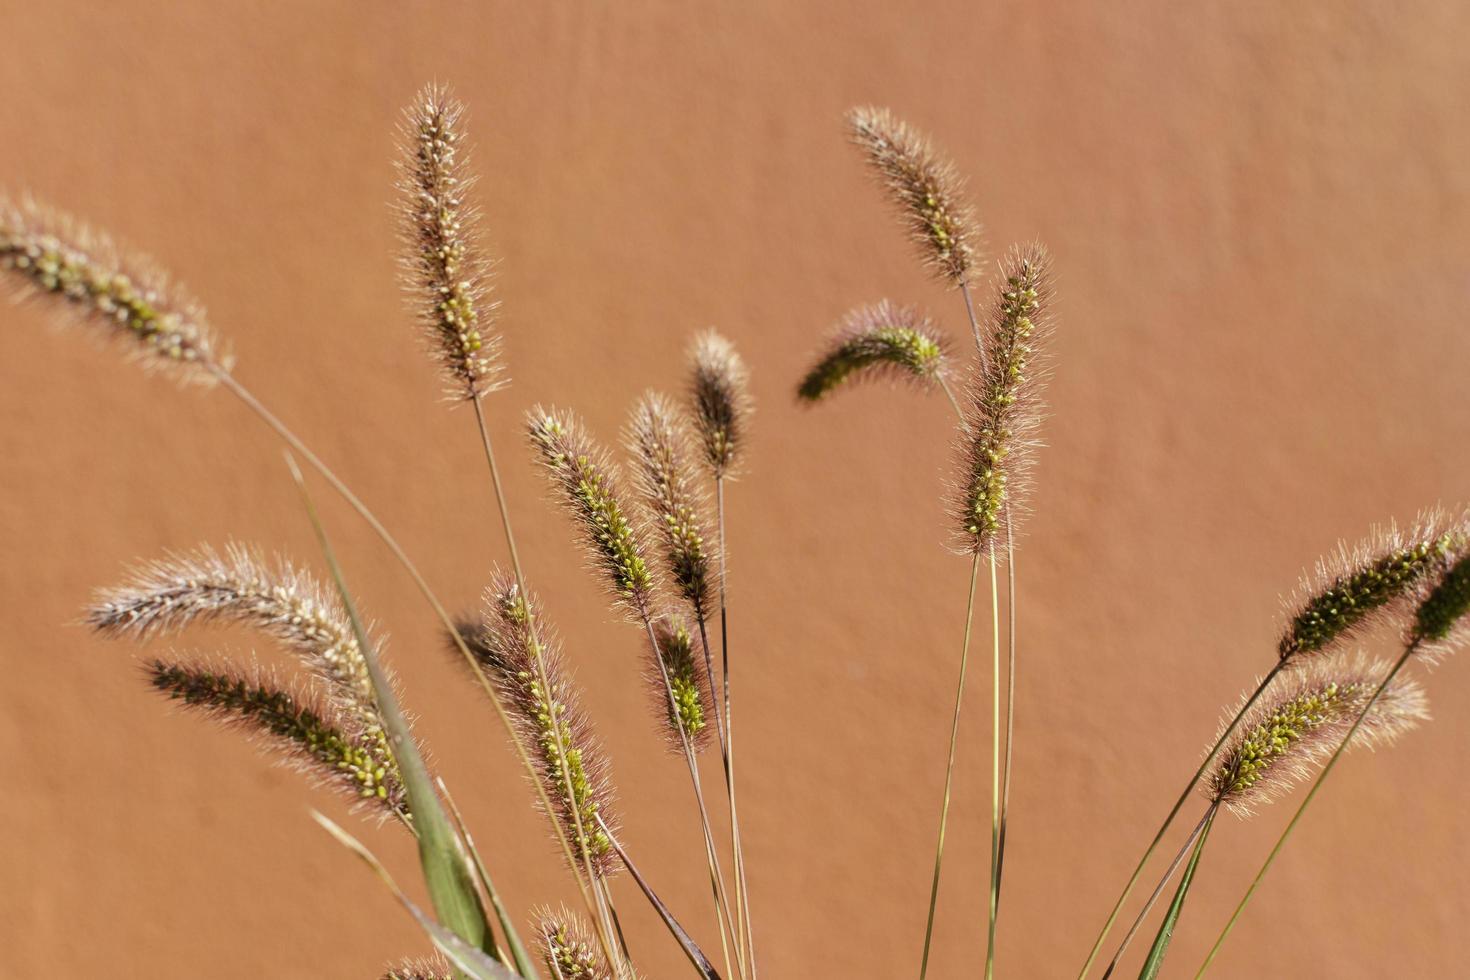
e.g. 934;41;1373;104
4;2;1470;977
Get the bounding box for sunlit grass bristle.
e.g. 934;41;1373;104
626;391;716;617
0;194;230;384
688;329;752;480
457;575;618;876
797;299;949;402
1205;654;1427;818
1410;544;1470;661
536;906;615;980
1278;510;1466;661
381;957;451;980
528;405;654;614
147;657;408;822
397;84;503;400
647;613;715;752
845;105;979;285
953;244;1053;557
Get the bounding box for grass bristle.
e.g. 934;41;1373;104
797;299;949;402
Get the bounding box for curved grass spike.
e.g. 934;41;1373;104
796;300;949;402
0;194;231;383
1277;512;1461;659
845;106;979;285
147;658;408;823
458;577;619;877
88;544;400;793
397;84;503;400
287;457;495;973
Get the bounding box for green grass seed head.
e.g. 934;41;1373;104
797;299;949;402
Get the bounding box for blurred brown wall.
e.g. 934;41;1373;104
4;2;1470;977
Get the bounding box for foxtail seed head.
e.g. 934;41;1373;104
688;329;752;479
529;406;653;612
382;959;451;980
536;907;614;980
0;194;230;384
846;106;979;284
797;300;949;402
626;391;715;616
459;576;618;876
148;658;408;822
1206;655;1426;817
954;245;1053;557
647;614;715;752
397;84;502;400
1409;545;1470;661
1278;511;1466;661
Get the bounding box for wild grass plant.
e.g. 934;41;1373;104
4;85;1467;979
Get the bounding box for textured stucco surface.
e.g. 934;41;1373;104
3;3;1470;977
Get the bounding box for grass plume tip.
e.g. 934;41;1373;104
1409;544;1470;661
1205;655;1427;818
458;576;618;876
0;194;230;383
846;105;979;284
647;613;715;751
688;329;752;479
529;405;654;612
1278;511;1465;661
626;391;716;616
536;907;615;980
398;84;503;400
954;245;1052;556
148;658;408;821
797;299;948;402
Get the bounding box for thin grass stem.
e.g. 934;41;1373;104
1077;660;1287;979
984;555;1001;980
918;551;983;979
1100;803;1219;980
996;522;1016;895
211;368;613;968
1193;642;1419;978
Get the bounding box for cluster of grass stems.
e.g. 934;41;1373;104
5;85;1467;979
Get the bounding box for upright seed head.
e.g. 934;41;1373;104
0;194;230;384
846;106;979;285
458;576;618;877
797;300;950;402
954;245;1053;557
536;907;614;980
88;544;400;796
1205;655;1427;817
646;613;715;752
148;658;409;822
687;329;752;480
626;391;716;616
1278;511;1466;661
397;84;503;400
529;406;654;613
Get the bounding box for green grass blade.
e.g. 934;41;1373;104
312;812;514;980
1138;809;1216;980
442;778;541;979
287;455;493;966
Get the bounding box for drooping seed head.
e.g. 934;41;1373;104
1278;511;1466;661
625;391;716;616
1205;655;1427;817
846;106;979;284
382;959;451;980
458;576;618;876
687;329;752;479
397;84;503;400
797;300;950;402
646;613;715;752
0;194;230;384
148;658;408;822
88;544;400;795
536;907;614;980
953;245;1053;557
529;406;653;612
1409;545;1470;661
